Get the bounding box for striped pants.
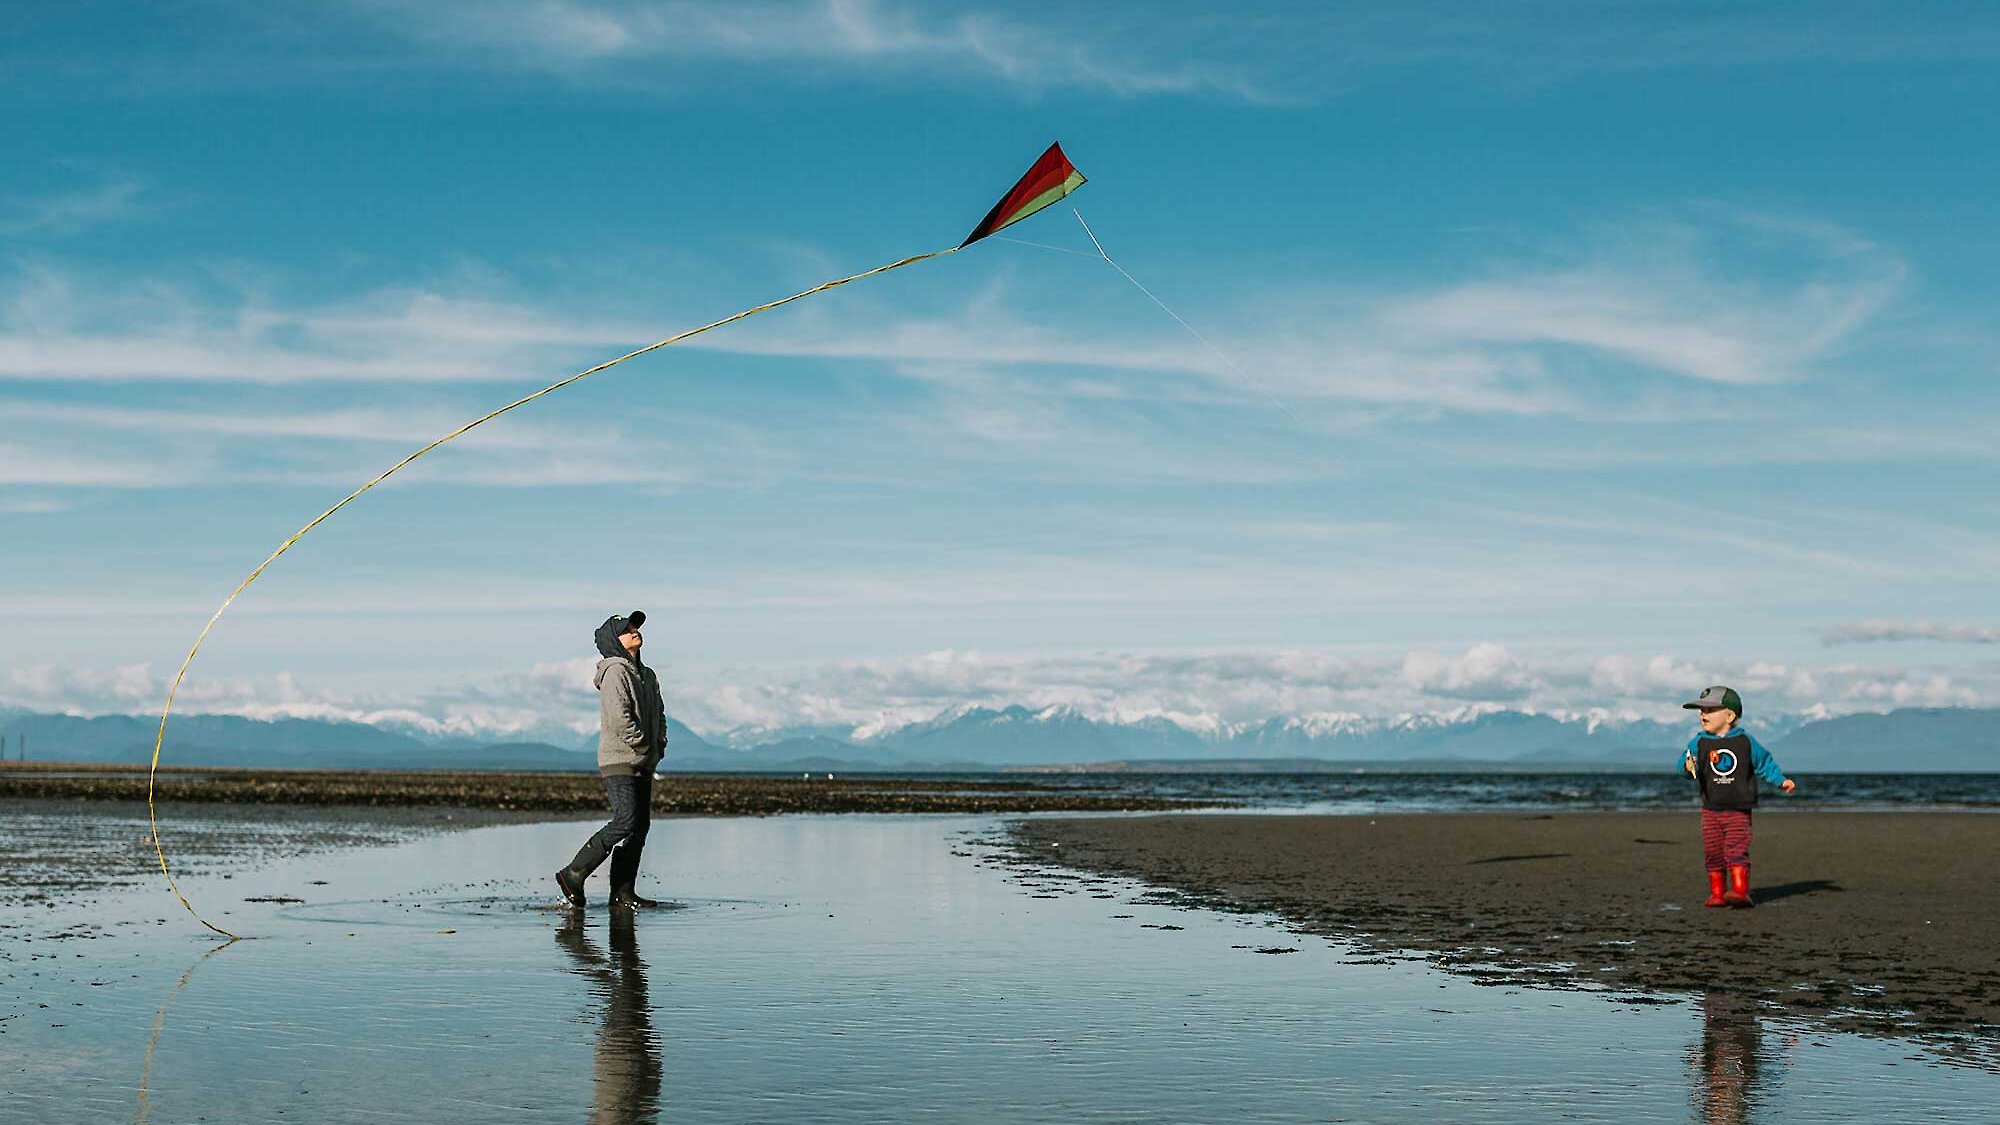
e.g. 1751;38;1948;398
1701;808;1753;872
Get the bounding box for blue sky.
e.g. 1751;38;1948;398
4;1;1998;740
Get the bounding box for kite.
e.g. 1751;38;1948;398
960;142;1088;247
146;143;1088;937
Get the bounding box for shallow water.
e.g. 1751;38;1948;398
3;815;1993;1123
993;770;2000;813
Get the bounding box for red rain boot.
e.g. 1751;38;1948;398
1704;870;1727;908
1724;864;1754;909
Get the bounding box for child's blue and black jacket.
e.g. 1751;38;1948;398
1680;726;1786;811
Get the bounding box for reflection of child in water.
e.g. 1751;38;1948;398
1680;686;1796;908
1692;990;1764;1125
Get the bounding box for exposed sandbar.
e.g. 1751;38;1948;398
1012;811;2000;1048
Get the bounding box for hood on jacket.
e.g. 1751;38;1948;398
593;611;647;664
594;656;631;689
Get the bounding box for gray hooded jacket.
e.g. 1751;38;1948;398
596;657;667;776
593;617;667;776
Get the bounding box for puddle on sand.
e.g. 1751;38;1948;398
3;814;1996;1123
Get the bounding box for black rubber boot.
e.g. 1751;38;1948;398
609;885;661;911
555;866;587;909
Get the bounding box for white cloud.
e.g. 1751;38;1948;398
398;647;2000;735
1400;642;1531;700
1370;214;1905;389
0;176;148;237
0;496;72;514
348;0;1267;99
0;276;631;385
1;661;601;743
3;400;579;449
1823;620;2000;646
1257;4;2000;80
702;209;1909;418
11;645;1999;743
1;208;1910;416
0;398;703;490
1588;653;1707;699
0;441;192;487
0;204;1950;503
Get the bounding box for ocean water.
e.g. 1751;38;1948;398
4;813;1994;1123
955;771;2000;814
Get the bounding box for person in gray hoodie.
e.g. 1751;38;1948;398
556;610;668;911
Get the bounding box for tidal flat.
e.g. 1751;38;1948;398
4;805;1997;1123
1011;811;2000;1049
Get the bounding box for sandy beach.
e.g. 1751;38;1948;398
1012;811;2000;1047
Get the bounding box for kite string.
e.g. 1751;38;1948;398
1069;208;1305;427
991;234;1100;259
147;245;959;938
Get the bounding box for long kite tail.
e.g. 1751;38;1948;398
136;936;239;1122
147;245;959;936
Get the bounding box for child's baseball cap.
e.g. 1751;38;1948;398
1682;685;1743;715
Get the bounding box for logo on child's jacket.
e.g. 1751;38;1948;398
1708;748;1740;780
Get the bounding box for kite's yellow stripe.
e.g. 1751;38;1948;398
993;171;1086;239
149;245;959;937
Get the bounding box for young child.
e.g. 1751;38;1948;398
1680;686;1796;908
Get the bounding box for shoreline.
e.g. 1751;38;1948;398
1010;810;2000;1058
0;761;1199;815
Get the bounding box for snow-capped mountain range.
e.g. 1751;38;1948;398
700;703;1735;767
5;702;1993;771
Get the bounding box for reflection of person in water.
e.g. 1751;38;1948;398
1691;990;1765;1125
557;917;663;1125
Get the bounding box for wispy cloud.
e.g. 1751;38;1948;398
0;176;148;237
3;400;584;448
0;496;72;515
708;209;1910;415
20;2;2000;107
346;0;1268;100
0;395;720;489
0;273;628;385
1280;3;2000;78
2;207;1908;407
0;205;1939;498
0;441;191;487
1823;620;2000;646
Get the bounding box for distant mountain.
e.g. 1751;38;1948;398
1771;708;2000;772
0;712;595;771
665;718;720;755
1;712;423;767
871;705;1212;766
466;742;594;771
3;705;1992;773
1227;710;1691;764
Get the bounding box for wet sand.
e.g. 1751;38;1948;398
1012;811;2000;1048
1;765;1197;931
0;797;552;914
0;761;1195;815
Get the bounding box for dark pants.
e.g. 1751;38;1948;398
567;773;653;886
